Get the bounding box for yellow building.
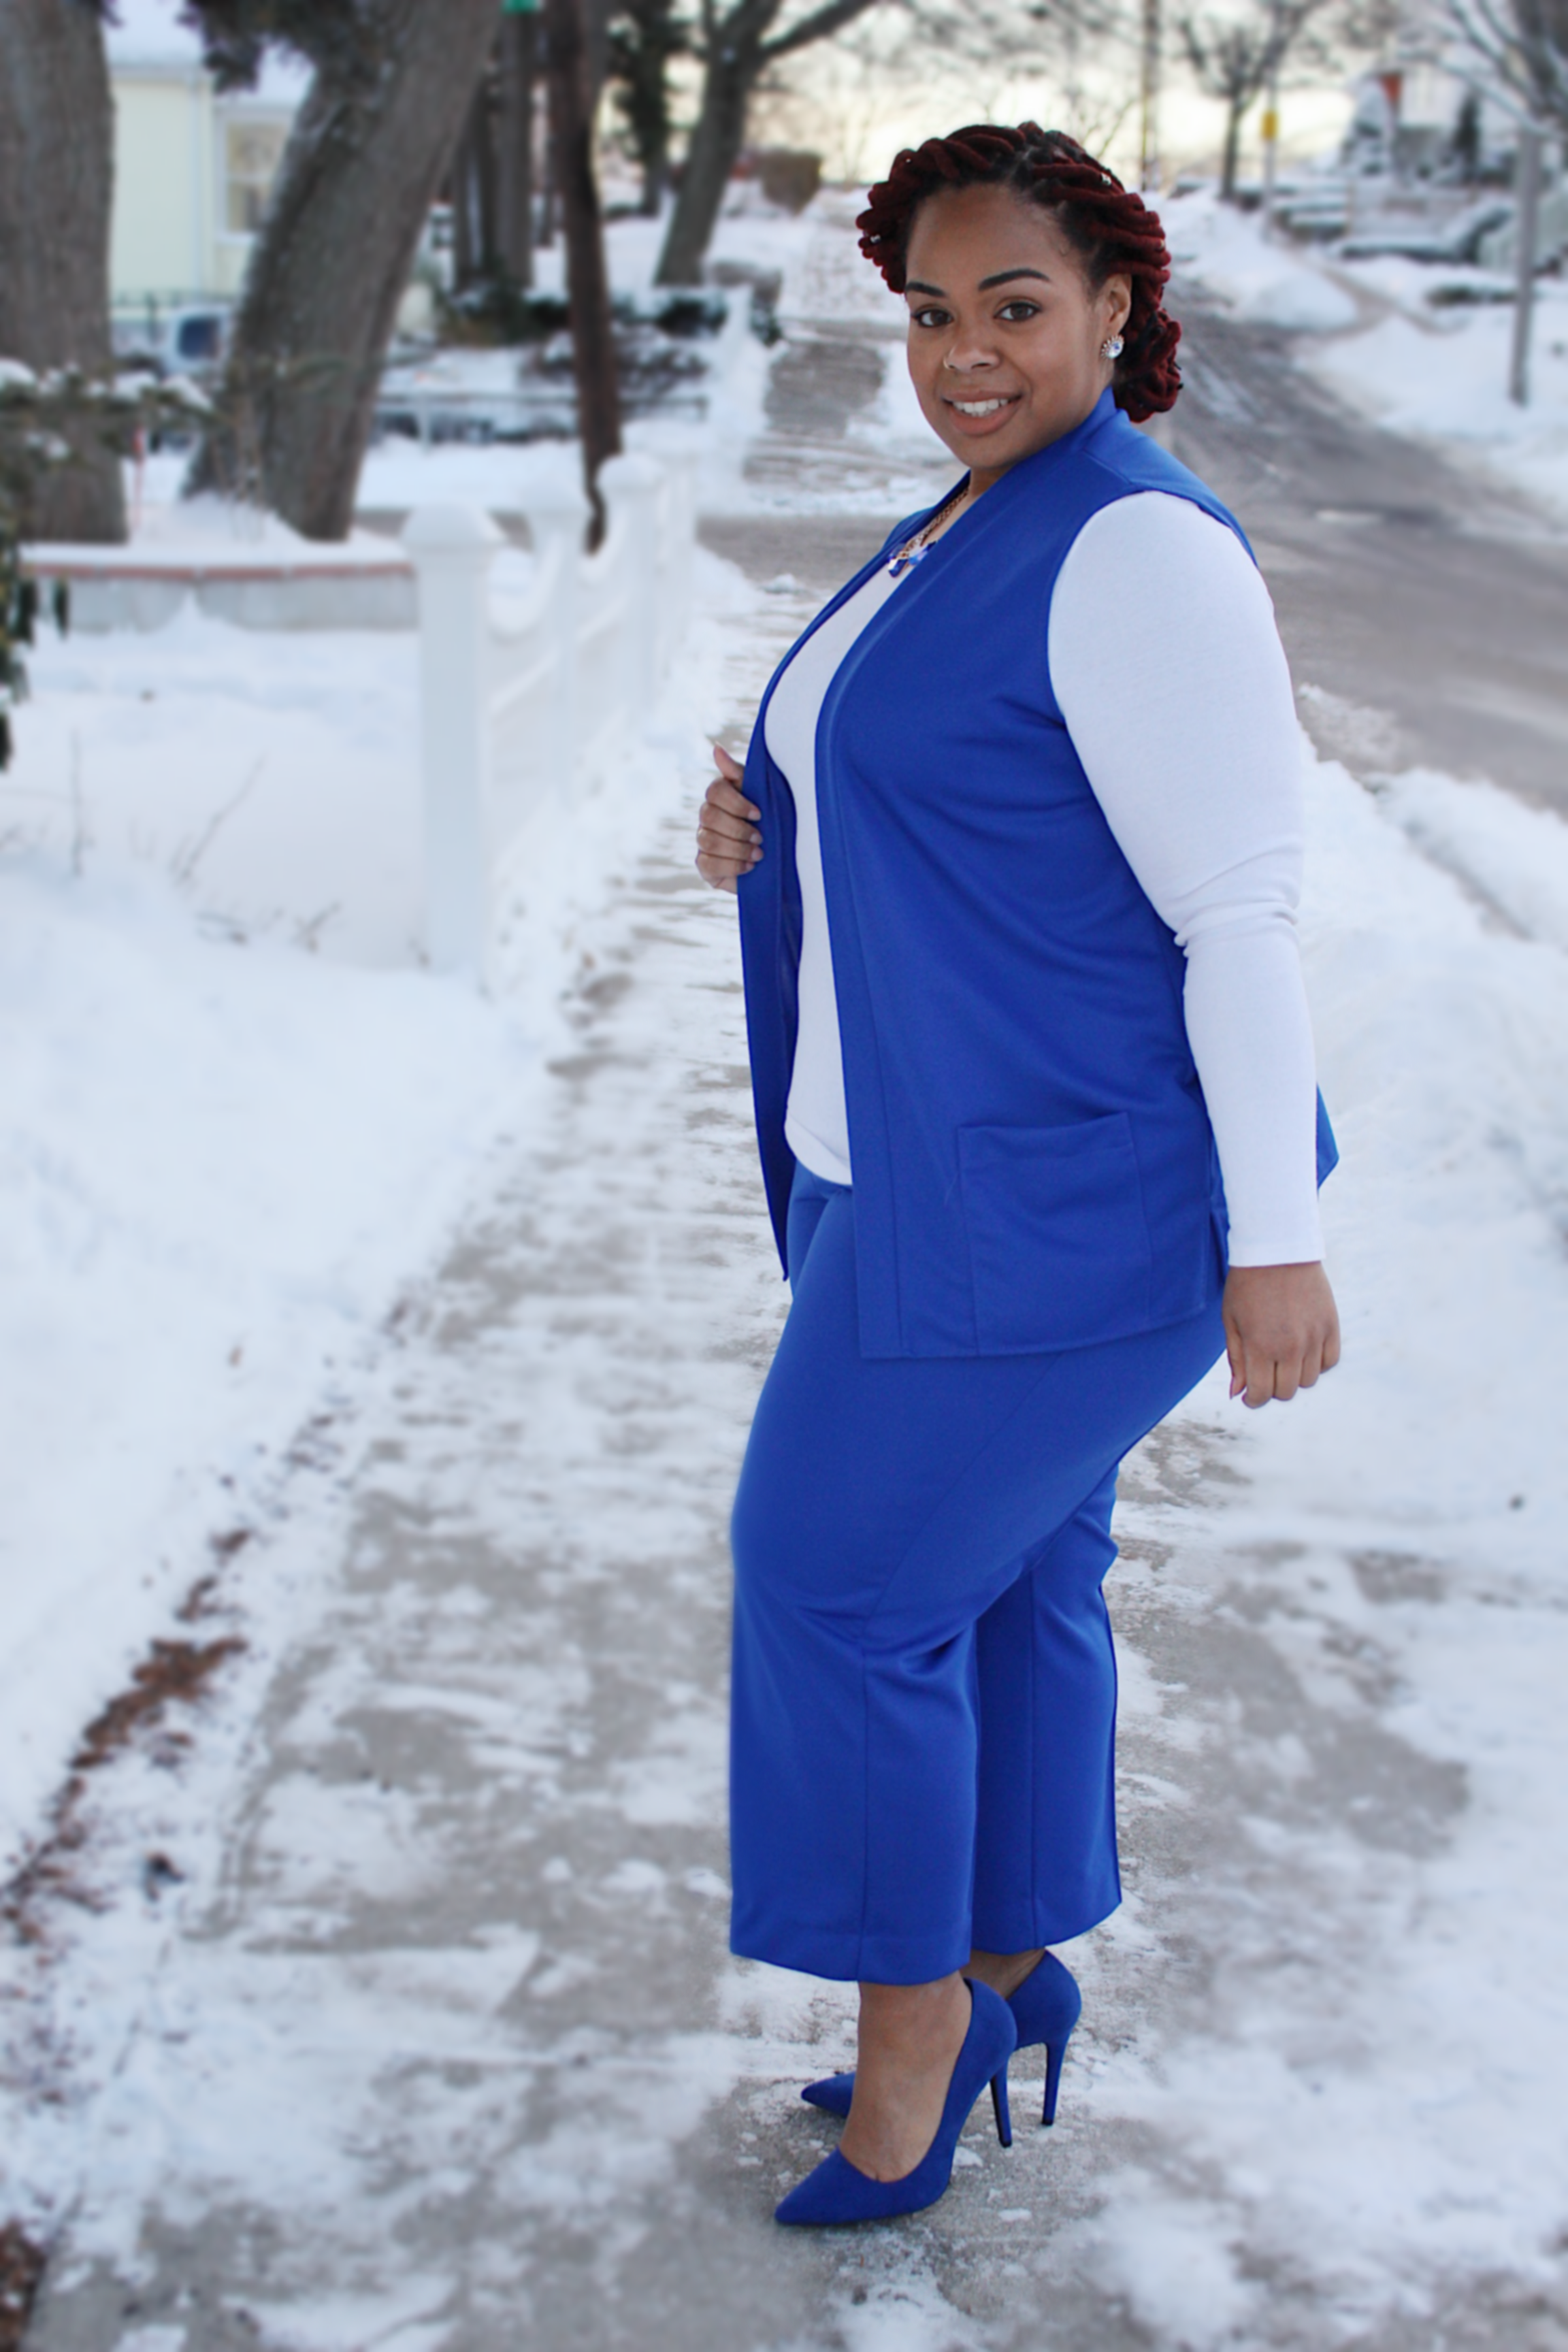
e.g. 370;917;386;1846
106;0;305;310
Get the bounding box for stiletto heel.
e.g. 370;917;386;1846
990;2067;1013;2149
1042;2037;1067;2128
802;1948;1081;2129
775;1979;1017;2226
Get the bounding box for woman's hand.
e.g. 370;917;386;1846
1222;1262;1341;1409
696;743;762;894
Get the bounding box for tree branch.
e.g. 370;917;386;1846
760;0;885;62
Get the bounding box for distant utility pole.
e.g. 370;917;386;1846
1260;82;1280;222
1260;0;1281;229
1139;0;1162;190
1510;122;1543;405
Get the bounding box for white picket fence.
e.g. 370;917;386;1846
402;445;698;977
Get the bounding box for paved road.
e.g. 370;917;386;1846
1171;297;1568;813
12;269;1567;2351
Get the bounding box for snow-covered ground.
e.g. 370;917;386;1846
1166;186;1362;332
7;190;1568;2345
1169;182;1568;519
0;538;759;1871
3;192;829;1867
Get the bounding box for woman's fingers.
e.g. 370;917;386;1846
695;757;762;893
1222;1262;1341;1409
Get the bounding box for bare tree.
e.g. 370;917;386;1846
545;0;623;539
608;0;691;214
0;0;124;542
655;0;888;285
1179;0;1326;197
184;0;500;539
1448;0;1568;125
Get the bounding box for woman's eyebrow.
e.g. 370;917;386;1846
904;267;1053;299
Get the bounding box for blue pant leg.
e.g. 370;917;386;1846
730;1175;1224;1985
970;1467;1123;1955
731;1180;1032;1982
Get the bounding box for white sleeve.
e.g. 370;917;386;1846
1048;491;1324;1267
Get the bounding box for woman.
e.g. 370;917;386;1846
695;125;1340;2228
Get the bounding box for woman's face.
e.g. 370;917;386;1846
901;183;1132;491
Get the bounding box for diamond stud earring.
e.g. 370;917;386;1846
1101;333;1125;360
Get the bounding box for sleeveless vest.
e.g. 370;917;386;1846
737;389;1336;1360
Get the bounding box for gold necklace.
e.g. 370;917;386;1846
887;485;976;578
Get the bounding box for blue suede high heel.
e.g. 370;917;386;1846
802;1949;1081;2131
774;1978;1017;2227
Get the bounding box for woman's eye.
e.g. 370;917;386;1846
910;306;950;329
997;301;1041;322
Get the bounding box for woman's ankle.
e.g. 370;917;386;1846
966;1945;1046;2000
855;1971;968;2070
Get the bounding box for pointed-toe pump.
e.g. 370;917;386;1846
775;1978;1016;2227
802;1948;1081;2131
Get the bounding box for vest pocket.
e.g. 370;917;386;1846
959;1114;1154;1352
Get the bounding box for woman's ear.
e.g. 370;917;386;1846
1103;273;1132;339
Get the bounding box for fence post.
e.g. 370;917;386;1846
598;452;664;723
402;502;502;975
519;469;591;797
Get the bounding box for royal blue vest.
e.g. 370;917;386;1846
737;389;1336;1359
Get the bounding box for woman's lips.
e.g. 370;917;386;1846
942;391;1023;435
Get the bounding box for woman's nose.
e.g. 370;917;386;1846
942;341;999;374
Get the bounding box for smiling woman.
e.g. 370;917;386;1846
694;123;1341;2233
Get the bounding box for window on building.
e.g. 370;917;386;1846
224;119;289;236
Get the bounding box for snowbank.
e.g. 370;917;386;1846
0;863;517;1863
0;549;757;1870
1081;739;1568;2334
1167;182;1568;519
1309;270;1568;519
1165;186;1360;332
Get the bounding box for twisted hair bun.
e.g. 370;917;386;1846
857;124;1181;422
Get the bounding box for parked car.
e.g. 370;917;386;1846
112;304;232;385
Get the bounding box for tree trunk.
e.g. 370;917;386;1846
451;92;482;287
1222;99;1243;199
451;55;502;289
497;13;538;284
655;34;757;286
187;0;498;539
0;0;125;542
641;149;668;218
544;0;622;542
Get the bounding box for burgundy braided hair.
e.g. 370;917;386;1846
857;125;1181;423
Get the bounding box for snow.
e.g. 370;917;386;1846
0;857;514;1855
1311;273;1568;517
8;193;1568;2345
1164;186;1360;332
1169;182;1568;519
0;546;757;1867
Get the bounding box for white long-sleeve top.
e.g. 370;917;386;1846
762;489;1324;1267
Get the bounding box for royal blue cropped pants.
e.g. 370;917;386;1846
729;1166;1225;1985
